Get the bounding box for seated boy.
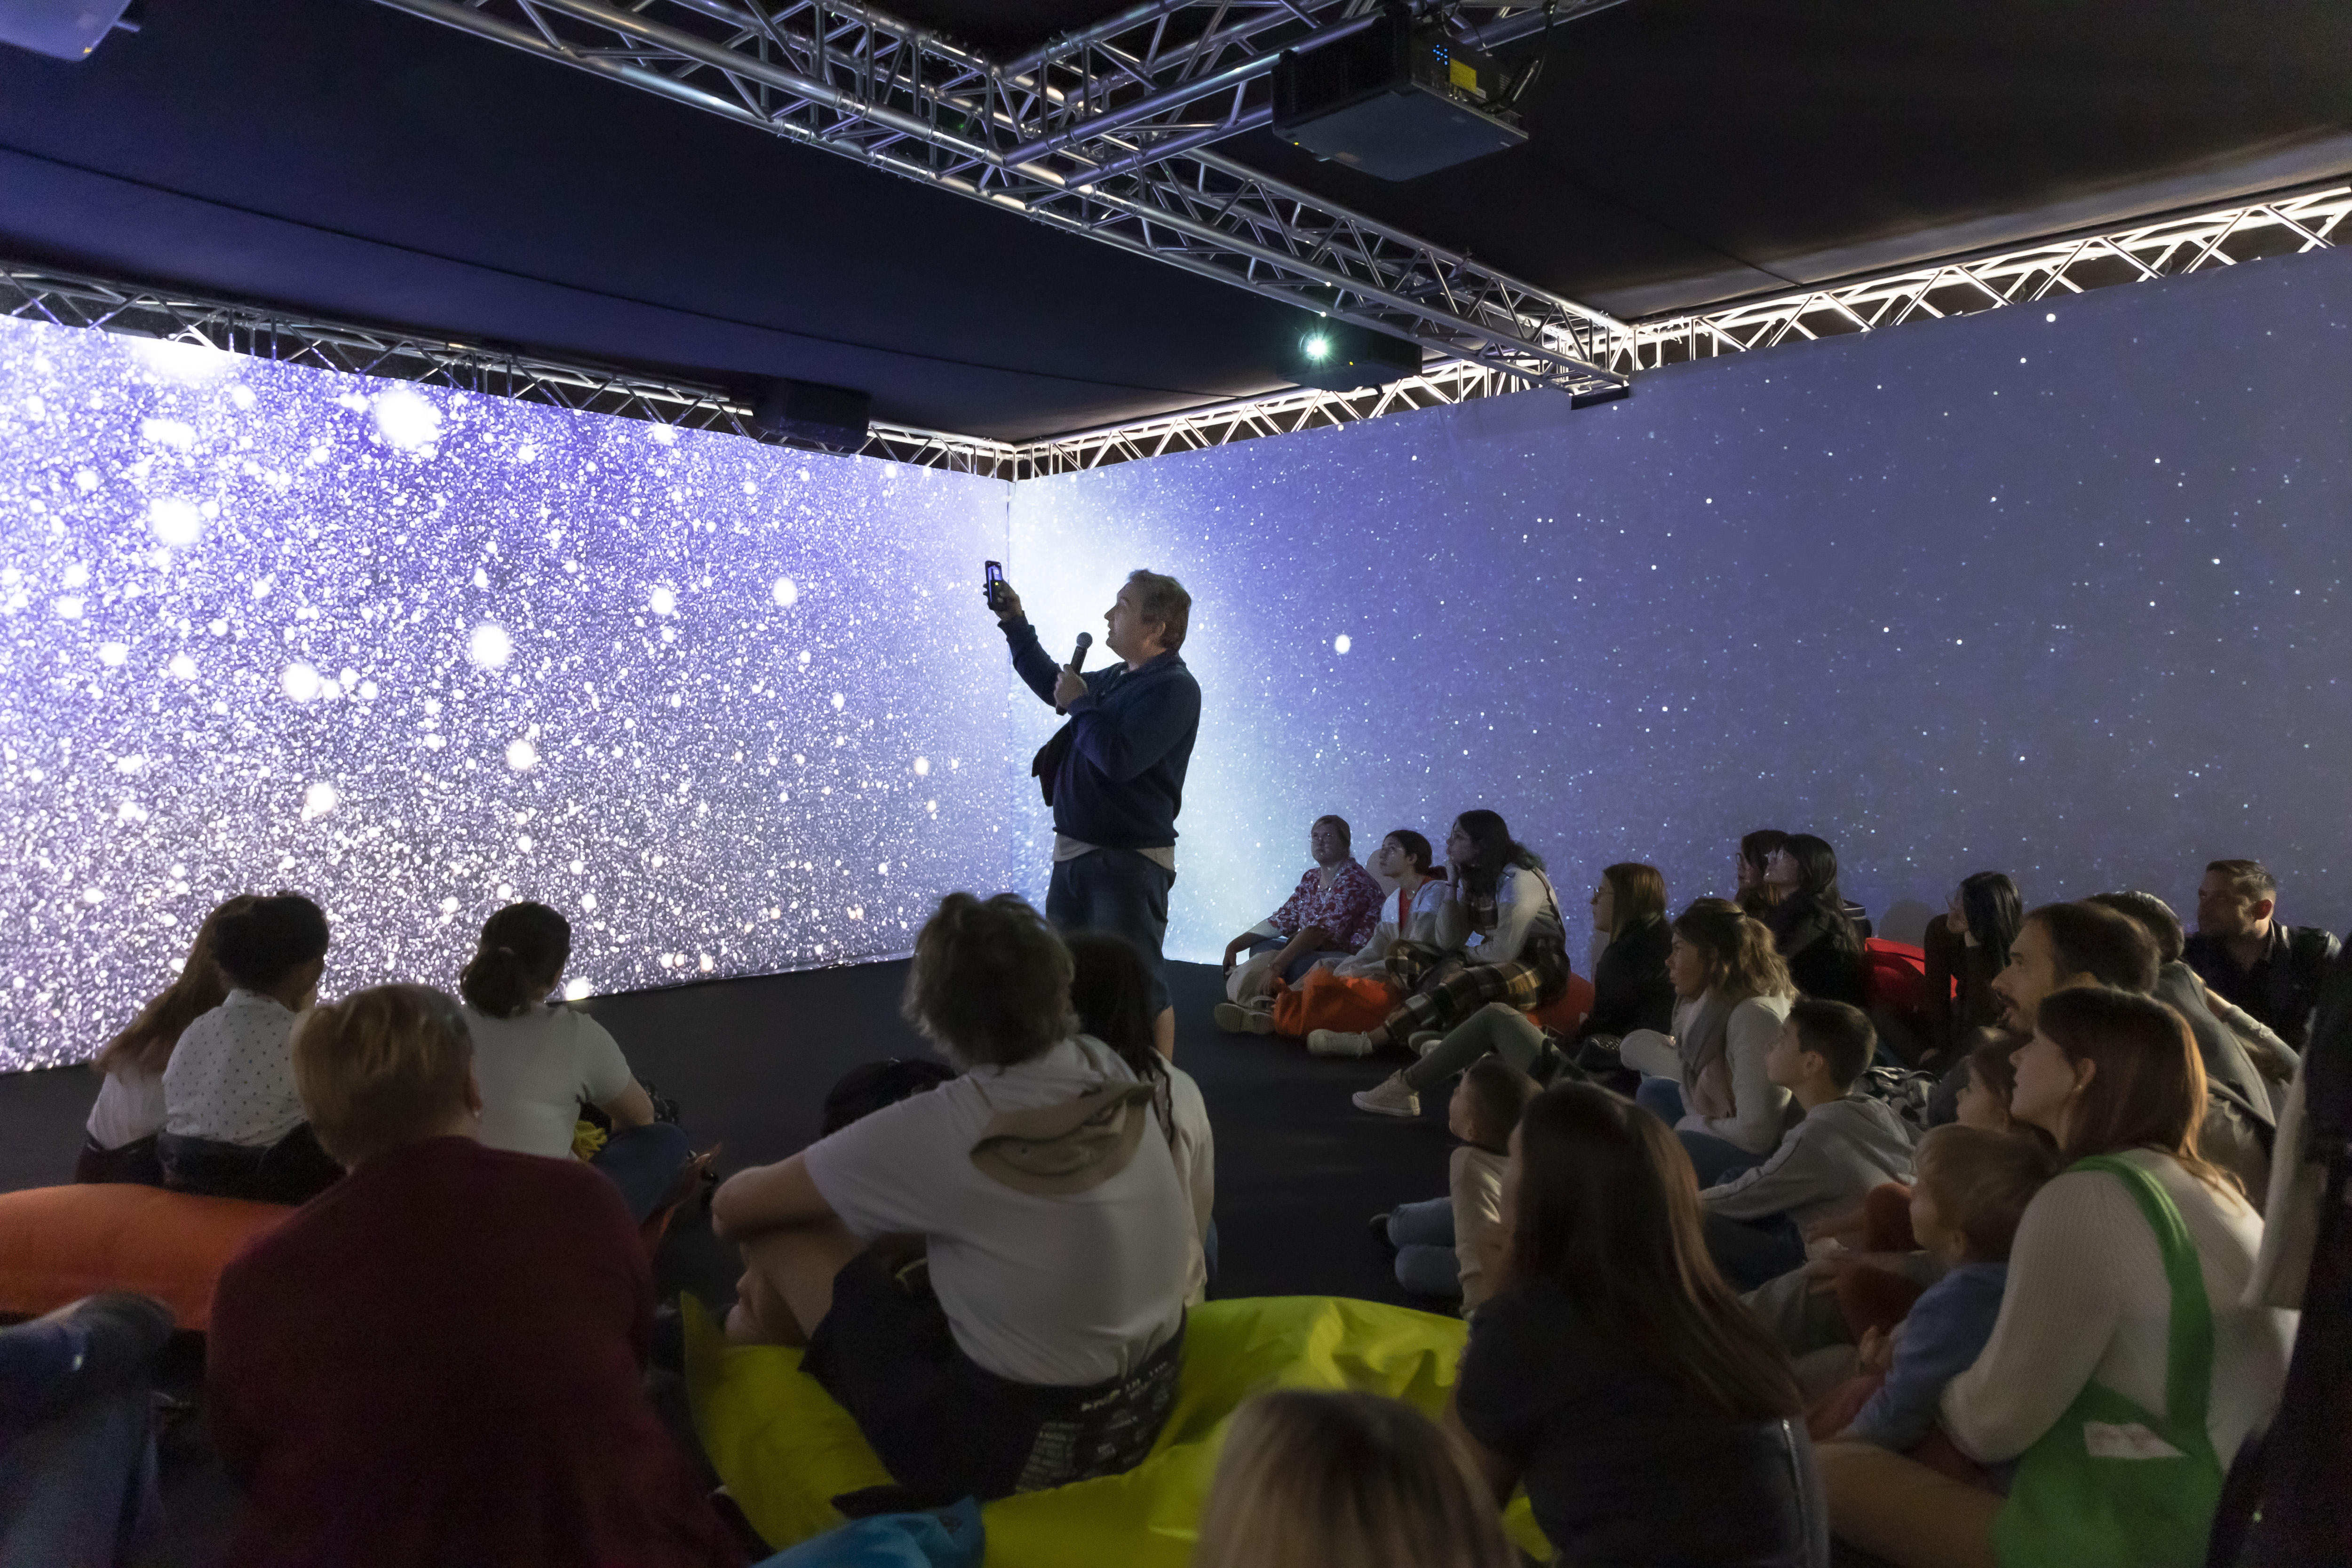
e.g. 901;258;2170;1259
206;984;743;1568
1697;999;1917;1290
1830;1124;2056;1470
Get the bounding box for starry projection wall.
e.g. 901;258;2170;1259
1008;243;2352;965
7;241;2352;1071
0;319;1014;1069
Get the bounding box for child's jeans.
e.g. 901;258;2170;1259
1384;1198;1461;1298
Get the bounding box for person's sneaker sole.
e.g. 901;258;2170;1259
1351;1087;1422;1118
1307;1030;1374;1058
1243;1009;1277;1035
1407;1031;1444;1058
1211;1002;1253;1033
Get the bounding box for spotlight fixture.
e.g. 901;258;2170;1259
1276;318;1422;391
748;378;872;450
1569;382;1633;410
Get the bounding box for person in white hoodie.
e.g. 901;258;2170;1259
1699;999;1917;1289
1619;901;1798;1186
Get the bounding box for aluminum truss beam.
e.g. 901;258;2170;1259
8;185;2340;482
364;0;1632;392
0;263;1018;475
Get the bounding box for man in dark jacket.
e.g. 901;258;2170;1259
995;570;1202;1057
2186;859;2342;1051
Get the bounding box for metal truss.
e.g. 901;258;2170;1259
365;0;1632;392
0;262;1018;474
8;183;2342;482
1612;183;2352;373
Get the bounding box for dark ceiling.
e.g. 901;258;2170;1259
2;0;2348;441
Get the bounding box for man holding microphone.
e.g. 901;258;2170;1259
993;569;1200;1058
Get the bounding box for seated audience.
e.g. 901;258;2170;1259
158;893;343;1204
1620;904;1800;1186
79;894;255;1187
1351;858;1663;1117
1577;860;1677;1044
0;1292;174;1565
1735;828;1791;920
1306;811;1569;1060
459;901;693;1224
1241;830;1449;1042
1067;930;1216;1305
2090;889;2279;1126
712;893;1191;1504
1326;828;1448;982
1216;815;1383;1020
2183;858;2340;1050
1824;1127;2057;1464
1699;1000;1918;1290
1921;872;2020;1064
1369;1059;1538;1309
1818;987;2294;1568
1446;1083;1814;1567
207;984;743;1567
1195;1389;1518;1568
1760;834;1867;1005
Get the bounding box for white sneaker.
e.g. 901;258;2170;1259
1407;1030;1444;1059
1212;1002;1253;1033
1307;1029;1375;1058
1352;1073;1421;1118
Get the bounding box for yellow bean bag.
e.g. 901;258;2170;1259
683;1293;1552;1564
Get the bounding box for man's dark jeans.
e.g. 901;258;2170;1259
1048;848;1176;1018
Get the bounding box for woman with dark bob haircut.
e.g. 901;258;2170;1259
1817;987;2291;1568
1759;833;1867;1006
1446;1082;1816;1566
710;892;1193;1507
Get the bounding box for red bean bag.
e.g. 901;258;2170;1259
1526;971;1597;1034
0;1184;292;1331
1269;968;1399;1038
1861;939;1931;1016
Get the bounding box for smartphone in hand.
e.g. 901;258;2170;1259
983;559;1006;610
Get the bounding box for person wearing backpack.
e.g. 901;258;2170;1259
1815;986;2292;1568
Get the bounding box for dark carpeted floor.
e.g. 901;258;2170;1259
0;958;1462;1564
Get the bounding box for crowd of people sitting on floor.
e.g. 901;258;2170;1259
12;811;2341;1567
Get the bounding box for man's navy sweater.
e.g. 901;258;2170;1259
1005;618;1200;851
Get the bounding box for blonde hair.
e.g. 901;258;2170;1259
901;892;1077;1067
1913;1125;2059;1263
97;894;259;1076
1672;904;1796;1003
1192;1391;1515;1568
294;985;475;1167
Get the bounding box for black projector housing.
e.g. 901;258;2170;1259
1271;13;1526;182
749;379;871;450
1275;318;1423;390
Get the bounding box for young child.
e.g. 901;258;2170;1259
1368;1059;1538;1311
1843;1035;2029;1260
1832;1125;2057;1464
1698;999;1918;1291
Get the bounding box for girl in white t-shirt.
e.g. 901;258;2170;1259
79;895;259;1186
458;903;691;1223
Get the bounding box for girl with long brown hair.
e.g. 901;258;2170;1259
1446;1082;1815;1566
78;894;258;1186
1817;987;2293;1568
1619;902;1800;1186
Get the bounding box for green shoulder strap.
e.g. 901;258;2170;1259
2066;1153;2216;1440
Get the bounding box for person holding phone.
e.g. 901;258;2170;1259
991;565;1201;1059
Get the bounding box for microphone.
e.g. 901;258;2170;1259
1056;632;1092;715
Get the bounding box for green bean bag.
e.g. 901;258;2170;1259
683;1293;1552;1564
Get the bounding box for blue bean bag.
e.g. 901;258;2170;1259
684;1293;1552;1565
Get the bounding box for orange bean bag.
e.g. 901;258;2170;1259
1268;967;1399;1037
0;1184;293;1331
